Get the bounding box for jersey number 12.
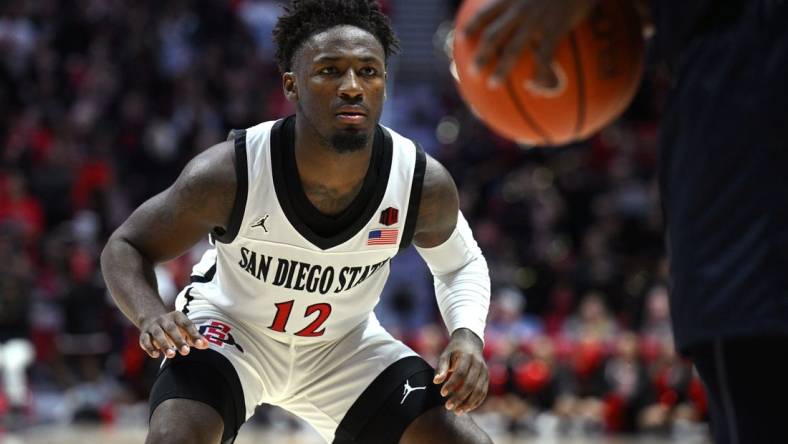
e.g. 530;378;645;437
268;300;332;337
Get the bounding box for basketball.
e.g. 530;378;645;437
453;0;645;146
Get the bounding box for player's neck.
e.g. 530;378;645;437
293;117;373;190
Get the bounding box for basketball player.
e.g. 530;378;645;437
101;1;493;443
465;1;788;443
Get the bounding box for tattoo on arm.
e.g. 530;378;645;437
413;155;459;248
119;141;236;263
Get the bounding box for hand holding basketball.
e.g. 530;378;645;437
453;0;645;146
464;0;599;87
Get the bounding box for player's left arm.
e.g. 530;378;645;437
412;154;491;415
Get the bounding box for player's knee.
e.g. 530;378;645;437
146;421;223;444
400;406;492;444
146;399;224;444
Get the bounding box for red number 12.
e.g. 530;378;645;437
268;301;332;337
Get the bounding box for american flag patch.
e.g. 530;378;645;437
367;228;398;245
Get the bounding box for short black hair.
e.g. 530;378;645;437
272;0;400;73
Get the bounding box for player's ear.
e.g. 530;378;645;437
283;72;298;102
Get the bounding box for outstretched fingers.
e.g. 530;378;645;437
139;311;208;359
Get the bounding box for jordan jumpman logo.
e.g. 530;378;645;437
401;380;427;404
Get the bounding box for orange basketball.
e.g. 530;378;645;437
453;0;644;146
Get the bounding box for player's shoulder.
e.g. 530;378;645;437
422;152;456;200
182;139;235;186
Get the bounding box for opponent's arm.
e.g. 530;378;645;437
413;155;491;415
464;0;650;85
100;141;236;359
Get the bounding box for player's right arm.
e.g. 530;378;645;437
100;140;237;359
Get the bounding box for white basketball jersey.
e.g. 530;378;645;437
187;117;425;342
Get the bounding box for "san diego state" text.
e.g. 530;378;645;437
237;247;389;295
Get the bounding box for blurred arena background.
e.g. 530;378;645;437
0;0;711;442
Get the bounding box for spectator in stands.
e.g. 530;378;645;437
602;332;655;433
562;291;618;343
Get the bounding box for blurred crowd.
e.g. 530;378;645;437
0;0;706;439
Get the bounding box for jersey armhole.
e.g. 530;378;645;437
398;142;426;251
212;129;248;244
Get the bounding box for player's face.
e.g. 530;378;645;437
286;25;386;153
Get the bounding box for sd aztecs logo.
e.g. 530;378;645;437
199;320;244;353
379;207;398;226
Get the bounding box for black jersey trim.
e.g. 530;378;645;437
149;348;246;444
213;129;248;244
190;261;217;284
284;119;383;238
270;116;394;250
398;142;426;251
333;355;444;444
180;287;195;315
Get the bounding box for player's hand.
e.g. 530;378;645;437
463;0;598;87
139;310;209;359
433;328;489;415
